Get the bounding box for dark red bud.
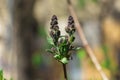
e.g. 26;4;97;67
51;15;57;21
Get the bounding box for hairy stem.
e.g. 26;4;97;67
67;0;108;80
62;64;68;80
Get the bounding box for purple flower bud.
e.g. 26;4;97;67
65;27;70;33
51;47;56;52
50;30;55;38
51;15;58;21
68;16;73;20
50;15;59;30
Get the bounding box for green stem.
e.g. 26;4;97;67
62;64;68;80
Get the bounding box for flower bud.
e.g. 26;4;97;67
69;45;75;50
68;16;73;21
65;27;70;33
51;47;57;52
56;30;60;37
59;38;64;44
51;15;57;21
50;20;58;26
66;16;76;35
50;30;55;38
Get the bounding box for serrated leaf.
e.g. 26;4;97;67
60;57;68;64
47;37;54;45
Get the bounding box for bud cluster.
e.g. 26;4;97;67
65;16;76;36
50;15;60;45
47;15;79;64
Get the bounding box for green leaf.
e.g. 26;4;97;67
60;57;68;64
54;54;61;60
69;36;75;43
77;49;86;59
46;49;54;54
47;37;54;45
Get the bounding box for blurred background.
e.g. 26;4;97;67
0;0;120;80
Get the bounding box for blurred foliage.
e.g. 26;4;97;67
101;45;118;76
77;0;99;8
0;70;13;80
37;25;47;38
91;0;99;3
0;70;4;80
47;37;54;46
101;59;110;69
102;45;109;55
101;45;110;69
78;0;86;8
38;25;49;50
77;49;86;60
32;53;43;67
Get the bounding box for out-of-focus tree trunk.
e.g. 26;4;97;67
0;0;15;79
13;0;38;80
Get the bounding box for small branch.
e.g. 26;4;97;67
62;64;68;80
67;0;108;80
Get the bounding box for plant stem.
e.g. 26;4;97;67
66;0;109;80
62;64;68;80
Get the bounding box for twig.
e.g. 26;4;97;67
62;64;68;80
67;0;109;80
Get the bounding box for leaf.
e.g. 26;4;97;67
77;49;86;59
47;37;54;45
69;36;75;43
60;57;68;64
46;49;54;54
54;54;61;60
